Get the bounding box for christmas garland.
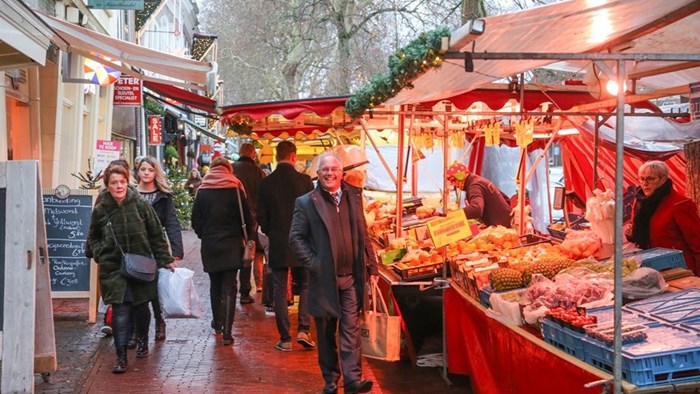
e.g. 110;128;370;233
345;27;451;119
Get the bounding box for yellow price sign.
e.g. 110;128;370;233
426;210;472;248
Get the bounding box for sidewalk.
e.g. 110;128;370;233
33;230;469;393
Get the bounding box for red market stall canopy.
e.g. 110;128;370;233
143;81;219;115
219;96;355;141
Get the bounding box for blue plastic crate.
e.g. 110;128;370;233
581;322;700;387
626;289;700;323
623;248;687;271
541;319;587;361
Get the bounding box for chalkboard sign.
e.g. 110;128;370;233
42;193;93;293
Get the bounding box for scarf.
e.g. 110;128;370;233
631;178;672;249
199;166;244;191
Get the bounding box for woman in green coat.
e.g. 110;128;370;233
89;164;176;374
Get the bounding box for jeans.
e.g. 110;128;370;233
112;302;150;347
271;266;311;341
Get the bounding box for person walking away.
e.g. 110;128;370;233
136;156;184;341
88;164;176;373
192;157;254;345
289;152;379;394
256;141;315;351
232;142;266;303
446;161;512;228
184;169;203;197
625;160;700;275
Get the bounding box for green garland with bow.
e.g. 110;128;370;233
345;27;451;119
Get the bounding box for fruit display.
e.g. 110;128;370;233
585;322;648;346
488;268;524;291
559;230;602;259
546;307;597;332
516;257;578;286
464;225;520;252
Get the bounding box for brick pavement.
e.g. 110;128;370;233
32;230;467;394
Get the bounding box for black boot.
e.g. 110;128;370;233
113;345;127;373
155;319;166;341
222;295;235;346
136;336;149;358
210;319;223;335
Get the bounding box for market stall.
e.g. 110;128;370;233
358;0;700;392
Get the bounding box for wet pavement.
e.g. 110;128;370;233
31;230;469;393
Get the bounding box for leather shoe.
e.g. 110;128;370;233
345;380;372;394
322;382;338;394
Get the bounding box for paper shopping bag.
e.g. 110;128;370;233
360;282;401;361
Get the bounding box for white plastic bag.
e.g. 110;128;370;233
158;268;202;319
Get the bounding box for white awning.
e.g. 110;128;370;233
386;0;700;106
41;14;213;91
0;0;54;68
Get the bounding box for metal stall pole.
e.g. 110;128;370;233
439;112;452;388
396;106;406;236
613;59;626;394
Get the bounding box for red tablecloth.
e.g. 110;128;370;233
444;287;609;394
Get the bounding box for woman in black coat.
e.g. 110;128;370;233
191;157;254;345
136;156;184;341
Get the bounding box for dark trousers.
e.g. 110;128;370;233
239;264;253;296
314;275;362;386
112;302;150;347
271;266;311;342
208;269;239;326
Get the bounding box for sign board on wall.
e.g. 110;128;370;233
148;115;163;145
88;0;144;9
94;139;122;175
113;77;142;106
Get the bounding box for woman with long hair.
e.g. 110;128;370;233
136;156;184;341
88;164;176;373
184;169;203;197
192;157;254;345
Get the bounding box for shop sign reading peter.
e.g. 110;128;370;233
113;77;142;106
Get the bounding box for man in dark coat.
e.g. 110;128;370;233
257;141;315;352
289;152;378;394
232;142;265;303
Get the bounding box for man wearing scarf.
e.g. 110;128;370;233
192;157;254;346
627;160;700;275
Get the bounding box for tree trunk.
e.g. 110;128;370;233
685;141;700;212
461;0;486;23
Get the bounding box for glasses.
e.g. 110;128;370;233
638;176;658;184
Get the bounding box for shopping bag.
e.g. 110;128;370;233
158;268;203;319
360;281;401;361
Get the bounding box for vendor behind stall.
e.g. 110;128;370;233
626;160;700;275
447;162;512;228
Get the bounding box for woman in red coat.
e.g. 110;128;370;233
627;160;700;275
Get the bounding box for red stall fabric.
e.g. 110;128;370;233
445;287;609;394
420;88;597;112
143;81;219;114
220;96;350;121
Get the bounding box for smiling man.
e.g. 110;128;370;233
289;152;378;394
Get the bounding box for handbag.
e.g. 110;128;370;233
236;188;256;268
361;281;401;361
106;221;157;282
158;268;202;318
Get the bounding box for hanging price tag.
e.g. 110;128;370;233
484;122;501;146
515;119;534;148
